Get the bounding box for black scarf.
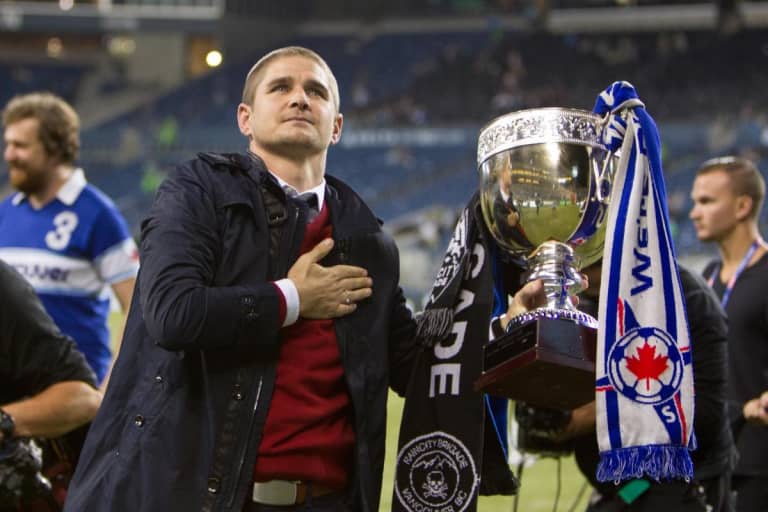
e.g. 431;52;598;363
392;194;519;512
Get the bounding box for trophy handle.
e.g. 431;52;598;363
595;157;614;204
595;112;616;204
594;106;638;203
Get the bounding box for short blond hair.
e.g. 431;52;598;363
2;92;80;164
697;156;765;219
241;46;340;113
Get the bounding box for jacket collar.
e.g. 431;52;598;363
246;151;326;211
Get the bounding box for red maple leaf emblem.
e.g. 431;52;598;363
626;341;669;391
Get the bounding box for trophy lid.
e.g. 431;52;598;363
477;107;603;167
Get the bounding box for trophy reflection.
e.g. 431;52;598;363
473;108;612;409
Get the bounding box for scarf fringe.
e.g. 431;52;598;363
415;308;454;347
597;445;693;483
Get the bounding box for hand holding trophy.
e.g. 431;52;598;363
474;107;614;409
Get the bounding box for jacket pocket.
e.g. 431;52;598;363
118;353;184;456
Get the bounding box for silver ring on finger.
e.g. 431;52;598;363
344;291;352;305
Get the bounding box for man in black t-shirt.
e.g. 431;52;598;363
690;156;768;512
0;260;101;508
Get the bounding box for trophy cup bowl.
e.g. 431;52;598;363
473;107;611;409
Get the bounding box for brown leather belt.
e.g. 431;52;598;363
251;480;338;506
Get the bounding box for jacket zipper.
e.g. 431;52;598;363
229;202;298;507
227;376;263;508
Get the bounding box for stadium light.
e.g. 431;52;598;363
46;37;64;58
205;50;223;68
107;36;137;56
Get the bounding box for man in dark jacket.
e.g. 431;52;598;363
63;44;409;512
63;46;539;512
1;259;101;509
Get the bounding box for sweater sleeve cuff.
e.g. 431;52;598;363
490;314;506;340
273;279;299;326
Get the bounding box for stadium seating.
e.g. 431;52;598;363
0;61;88;109
64;28;768;263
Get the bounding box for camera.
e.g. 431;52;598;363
0;438;53;506
514;402;574;457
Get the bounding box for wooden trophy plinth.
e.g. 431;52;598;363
474;317;597;410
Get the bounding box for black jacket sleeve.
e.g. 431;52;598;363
678;266;734;476
138;162;283;352
0;261;96;401
386;284;419;397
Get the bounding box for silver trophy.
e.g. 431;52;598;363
473;107;613;409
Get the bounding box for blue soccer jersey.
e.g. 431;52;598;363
0;169;139;383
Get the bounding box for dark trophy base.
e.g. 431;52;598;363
474;317;597;410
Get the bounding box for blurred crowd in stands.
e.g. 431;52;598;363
3;25;768;298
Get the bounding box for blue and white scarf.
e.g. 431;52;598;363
593;81;695;483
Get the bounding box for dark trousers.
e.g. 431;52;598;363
732;475;768;512
702;471;735;512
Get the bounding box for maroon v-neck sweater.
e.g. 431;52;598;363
253;204;354;489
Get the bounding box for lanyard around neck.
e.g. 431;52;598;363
707;240;760;308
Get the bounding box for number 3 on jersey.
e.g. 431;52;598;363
46;211;79;250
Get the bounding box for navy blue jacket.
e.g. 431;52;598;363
64;152;418;512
